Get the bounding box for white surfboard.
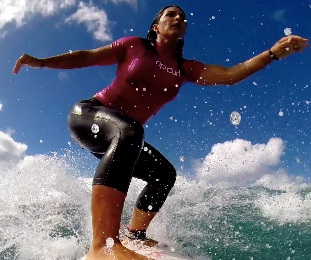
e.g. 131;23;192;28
123;239;191;259
79;240;191;260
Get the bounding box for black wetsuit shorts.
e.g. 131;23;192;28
67;98;176;212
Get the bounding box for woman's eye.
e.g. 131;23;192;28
166;11;186;20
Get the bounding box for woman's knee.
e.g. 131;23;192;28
162;163;177;190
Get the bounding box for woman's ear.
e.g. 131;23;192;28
152;24;158;34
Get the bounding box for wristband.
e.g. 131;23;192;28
269;50;279;60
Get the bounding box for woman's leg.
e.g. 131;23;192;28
68;99;149;259
88;186;151;260
128;142;177;237
90;186;125;248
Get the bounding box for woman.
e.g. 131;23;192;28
14;5;308;260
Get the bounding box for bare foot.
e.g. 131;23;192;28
122;237;158;248
86;242;154;260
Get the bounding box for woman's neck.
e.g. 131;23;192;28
155;37;178;57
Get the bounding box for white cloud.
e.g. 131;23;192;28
0;102;3;111
65;2;113;42
107;0;138;10
0;0;76;31
0;0;135;40
0;131;28;168
254;170;309;192
195;137;284;186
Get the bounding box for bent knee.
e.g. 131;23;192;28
166;164;177;188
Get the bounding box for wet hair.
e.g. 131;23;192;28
142;5;187;74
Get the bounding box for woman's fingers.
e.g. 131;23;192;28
13;54;28;74
13;60;22;74
271;35;309;59
13;54;40;74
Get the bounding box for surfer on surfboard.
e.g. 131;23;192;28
13;5;308;260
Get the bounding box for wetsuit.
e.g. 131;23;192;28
68;36;204;212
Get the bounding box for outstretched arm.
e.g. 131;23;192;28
195;35;309;86
13;44;117;74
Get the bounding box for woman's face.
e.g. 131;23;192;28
153;7;187;40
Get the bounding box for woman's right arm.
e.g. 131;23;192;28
13;44;117;74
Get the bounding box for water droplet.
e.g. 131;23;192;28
91;124;99;134
148;205;153;210
284;27;292;36
106;237;114;248
230;111;241;126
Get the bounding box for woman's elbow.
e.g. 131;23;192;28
225;72;245;86
225;77;240;86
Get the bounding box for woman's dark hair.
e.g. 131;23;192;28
143;5;187;74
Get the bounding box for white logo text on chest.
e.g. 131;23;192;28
155;61;181;78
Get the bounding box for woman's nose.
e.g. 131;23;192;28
174;14;182;21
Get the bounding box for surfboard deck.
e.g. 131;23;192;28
79;239;191;260
122;239;191;259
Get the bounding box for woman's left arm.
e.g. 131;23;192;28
195;35;309;86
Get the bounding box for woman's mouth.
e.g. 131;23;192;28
171;23;181;29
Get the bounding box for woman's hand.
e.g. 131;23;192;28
270;35;309;60
13;54;42;74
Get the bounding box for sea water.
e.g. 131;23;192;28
1;152;310;260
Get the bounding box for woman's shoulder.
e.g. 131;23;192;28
182;59;204;70
182;59;205;82
113;36;145;46
111;36;148;61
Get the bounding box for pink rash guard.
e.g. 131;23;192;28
95;36;204;124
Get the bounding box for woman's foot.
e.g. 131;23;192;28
122;236;158;248
86;242;153;260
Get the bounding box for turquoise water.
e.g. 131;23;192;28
0;153;310;260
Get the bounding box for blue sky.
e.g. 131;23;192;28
0;0;310;184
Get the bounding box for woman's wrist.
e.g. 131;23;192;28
268;49;279;60
39;59;44;68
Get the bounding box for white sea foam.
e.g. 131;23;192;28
1;148;310;259
0;153;91;260
253;171;311;224
255;191;311;224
